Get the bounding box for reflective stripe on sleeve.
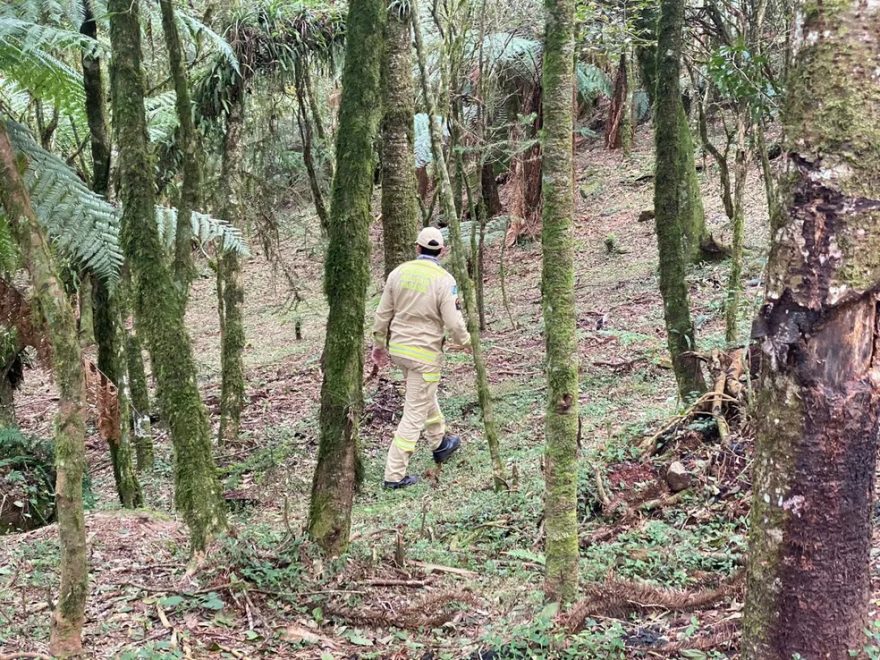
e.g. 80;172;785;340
422;372;441;383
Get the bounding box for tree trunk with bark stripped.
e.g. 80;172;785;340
743;0;880;655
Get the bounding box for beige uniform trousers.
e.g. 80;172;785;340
384;355;447;482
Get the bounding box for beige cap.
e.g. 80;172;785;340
416;226;444;250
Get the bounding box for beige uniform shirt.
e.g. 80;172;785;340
372;256;470;367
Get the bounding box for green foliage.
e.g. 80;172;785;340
4;119;123;282
481;603;629;658
0;426;55;532
576;63;612;101
0;16;103;122
155;207;249;255
707;41;776;117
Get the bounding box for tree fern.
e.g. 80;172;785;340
0;17;104;121
4;119;122;281
155;207;249;256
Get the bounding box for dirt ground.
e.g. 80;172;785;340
1;126;838;659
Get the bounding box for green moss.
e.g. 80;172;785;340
540;0;580;604
307;0;386;554
652;0;706;398
109;0;225;551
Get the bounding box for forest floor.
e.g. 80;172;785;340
6;126;874;659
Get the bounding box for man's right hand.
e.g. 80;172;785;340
371;345;390;367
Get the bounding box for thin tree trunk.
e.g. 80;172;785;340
500;216;516;330
695;84;734;220
307;0;386;554
0;121;89;658
412;0;506;491
217;94;247;446
540;0;579;604
158;0;201;292
742;1;880;655
80;0;110;199
653;0;706;399
93;282;142;507
109;0;226;552
81;0;143;501
605;52;629;150
295;66;329;234
126;328;153;471
723;112;747;344
380;3;420;278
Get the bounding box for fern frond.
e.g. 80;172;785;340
577;63;612;101
146;90;178;144
5;119;123;282
174;8;239;74
0;17;104;119
155;207;249;255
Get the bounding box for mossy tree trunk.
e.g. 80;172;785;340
653;0;706;399
126;328;153;470
93;283;142;507
742;1;880;655
379;2;420;278
109;0;226;552
0;121;89;659
81;0;143;501
412;0;506;491
637;4;707;262
307;0;385;554
217;93;247;446
158;0;200;292
540;0;579;604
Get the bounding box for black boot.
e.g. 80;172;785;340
383;475;421;490
432;435;461;464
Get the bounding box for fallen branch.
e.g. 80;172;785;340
565;571;744;633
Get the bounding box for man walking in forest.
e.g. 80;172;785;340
372;227;471;488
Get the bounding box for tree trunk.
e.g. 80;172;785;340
653;0;706;400
480;161;502;218
307;0;385;555
380;4;420;278
412;0;506;492
93;281;142;507
109;0;226;552
723;112;747;344
294;61;329;234
126;328;153;471
540;0;579;604
80;0;111;198
637;3;707;261
81;0;142;504
217;93;247;446
677;105;708;261
605;52;629;150
0;121;89;659
158;0;201;291
742;1;880;656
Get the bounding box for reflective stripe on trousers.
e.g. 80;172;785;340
384;356;446;482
